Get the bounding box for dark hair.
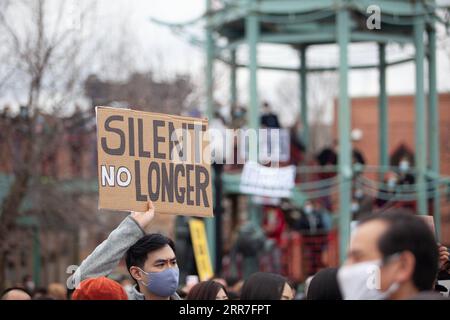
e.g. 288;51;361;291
227;291;240;300
1;287;31;300
307;268;342;300
22;274;32;282
125;233;176;272
359;209;439;291
225;276;240;287
240;272;289;300
177;288;188;299
186;280;228;300
33;287;48;296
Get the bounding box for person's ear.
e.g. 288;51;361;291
395;251;416;283
129;266;145;283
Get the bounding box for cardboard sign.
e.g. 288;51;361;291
240;162;296;198
189;219;214;281
96;106;213;217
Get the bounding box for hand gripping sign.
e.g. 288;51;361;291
96;106;213;217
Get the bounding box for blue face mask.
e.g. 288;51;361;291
138;267;179;298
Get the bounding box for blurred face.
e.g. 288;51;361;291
346;220;387;265
216;288;228;300
281;283;294;300
344;220;414;296
304;201;314;214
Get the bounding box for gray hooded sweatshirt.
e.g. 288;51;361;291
68;215;181;300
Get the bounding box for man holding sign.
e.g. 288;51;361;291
68;107;214;300
68;200;182;300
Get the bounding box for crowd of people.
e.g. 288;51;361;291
2;200;449;301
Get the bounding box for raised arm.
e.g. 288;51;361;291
68;201;155;289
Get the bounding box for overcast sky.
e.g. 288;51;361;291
3;0;450;125
96;0;450;125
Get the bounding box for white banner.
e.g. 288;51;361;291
239;162;296;198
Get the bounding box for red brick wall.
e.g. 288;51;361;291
333;93;450;173
333;93;450;244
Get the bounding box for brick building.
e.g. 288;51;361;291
333;93;450;244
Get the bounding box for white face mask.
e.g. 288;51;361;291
355;189;364;199
304;205;313;215
399;160;410;172
387;178;397;189
25;281;35;292
123;284;133;292
337;259;399;300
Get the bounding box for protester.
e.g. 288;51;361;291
397;156;415;185
262;205;286;246
375;171;399;209
337;209;443;300
211;276;228;288
303;275;314;299
72;277;128;300
230;104;246;129
1;287;31;300
125;233;179;300
68;200;181;300
22;274;35;295
351;188;374;221
225;276;244;299
306;268;342;300
119;277;135;298
260;102;280;128
47;283;67;300
438;244;450;271
186;280;228;300
292;200;325;233
240;272;294;300
32;287;51;300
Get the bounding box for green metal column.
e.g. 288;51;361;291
299;46;309;149
230;49;238;107
428;23;441;239
205;0;215;120
245;3;260;168
245;1;261;225
414;9;427;216
243;5;261;276
378;43;388;178
32;226;41;287
205;0;215;270
337;7;352;263
246;11;259;132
